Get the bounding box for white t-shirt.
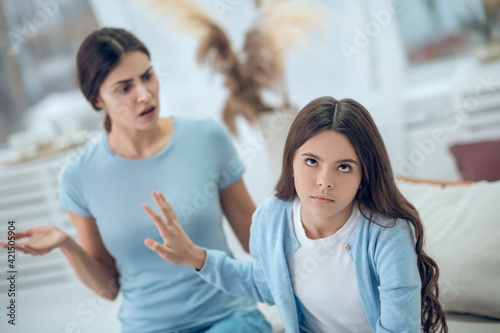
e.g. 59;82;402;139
288;198;372;333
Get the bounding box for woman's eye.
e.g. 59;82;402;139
119;86;130;93
338;164;351;173
143;73;154;81
306;158;317;167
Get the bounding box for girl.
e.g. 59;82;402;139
0;28;271;333
142;96;448;333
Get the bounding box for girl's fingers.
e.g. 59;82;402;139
152;191;171;225
142;203;170;238
144;238;171;261
157;192;179;225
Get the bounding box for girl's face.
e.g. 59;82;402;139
95;51;160;131
292;130;362;225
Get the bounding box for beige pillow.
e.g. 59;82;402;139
396;180;500;319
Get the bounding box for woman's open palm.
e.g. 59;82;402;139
142;191;206;270
0;226;68;256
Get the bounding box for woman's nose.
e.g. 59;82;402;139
136;83;152;102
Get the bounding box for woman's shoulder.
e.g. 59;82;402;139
174;116;227;136
57;135;104;180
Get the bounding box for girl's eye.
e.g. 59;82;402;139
338;164;351;173
143;73;154;81
306;158;317;167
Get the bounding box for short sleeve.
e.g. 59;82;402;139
207;119;246;189
58;164;92;217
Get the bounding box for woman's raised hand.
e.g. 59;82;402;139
0;226;69;256
142;191;207;270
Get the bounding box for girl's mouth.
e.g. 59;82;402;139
312;196;334;204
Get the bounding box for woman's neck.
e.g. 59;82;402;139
107;117;173;159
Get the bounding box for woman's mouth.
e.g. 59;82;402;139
139;106;156;118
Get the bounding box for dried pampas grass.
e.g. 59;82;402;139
142;0;330;135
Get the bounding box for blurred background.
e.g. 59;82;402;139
0;0;499;332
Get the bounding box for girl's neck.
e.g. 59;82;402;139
301;202;355;239
107;117;173;159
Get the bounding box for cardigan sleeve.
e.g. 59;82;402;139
373;220;422;333
195;211;275;305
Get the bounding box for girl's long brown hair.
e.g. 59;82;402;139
275;96;447;333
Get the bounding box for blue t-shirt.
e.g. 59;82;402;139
58;117;256;333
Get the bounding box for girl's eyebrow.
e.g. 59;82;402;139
113;66;153;86
301;153;359;165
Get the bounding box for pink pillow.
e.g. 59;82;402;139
449;139;500;181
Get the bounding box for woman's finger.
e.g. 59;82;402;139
142;203;169;239
15;243;36;256
24;244;47;256
0;241;28;252
13;228;34;239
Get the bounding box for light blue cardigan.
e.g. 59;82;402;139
197;196;421;333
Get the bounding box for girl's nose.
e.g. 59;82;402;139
317;172;334;189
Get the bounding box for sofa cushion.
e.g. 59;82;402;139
449;139;500;181
396;180;500;319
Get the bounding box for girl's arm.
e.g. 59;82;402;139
374;221;421;333
219;178;256;252
142;190;274;305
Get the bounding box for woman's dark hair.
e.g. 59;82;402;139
275;96;447;333
76;28;150;132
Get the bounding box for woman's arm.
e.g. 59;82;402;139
219;178;256;252
0;213;120;300
62;212;120;300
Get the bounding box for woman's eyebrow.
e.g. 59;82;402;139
140;66;153;78
113;67;153;86
301;153;359;165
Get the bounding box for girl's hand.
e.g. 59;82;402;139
0;226;70;256
142;191;207;270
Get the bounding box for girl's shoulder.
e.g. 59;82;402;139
357;212;416;245
251;196;293;232
255;195;291;216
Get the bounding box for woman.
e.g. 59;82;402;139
0;28;271;333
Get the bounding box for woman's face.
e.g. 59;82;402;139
95;51;160;131
292;130;362;224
